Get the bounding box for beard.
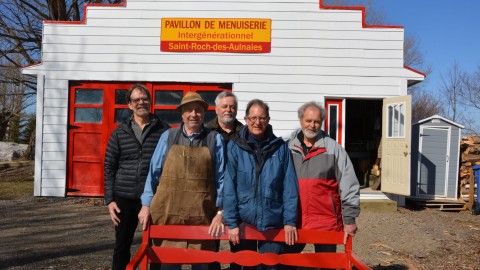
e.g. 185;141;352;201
302;128;319;139
219;114;235;125
134;106;150;117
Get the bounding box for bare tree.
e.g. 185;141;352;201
0;59;35;140
411;89;444;123
461;65;480;111
440;61;465;122
0;0;122;92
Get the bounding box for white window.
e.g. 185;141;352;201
387;102;405;138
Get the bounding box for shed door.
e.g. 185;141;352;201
417;127;450;197
381;95;411;195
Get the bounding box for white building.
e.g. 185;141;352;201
23;0;424;198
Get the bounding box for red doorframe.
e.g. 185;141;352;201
324;99;344;146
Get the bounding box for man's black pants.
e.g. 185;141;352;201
112;196;142;270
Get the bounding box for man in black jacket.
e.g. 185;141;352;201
104;83;168;270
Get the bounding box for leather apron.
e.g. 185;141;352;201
150;134;216;250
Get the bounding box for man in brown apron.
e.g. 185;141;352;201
138;92;225;267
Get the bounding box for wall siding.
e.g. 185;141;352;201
24;0;423;196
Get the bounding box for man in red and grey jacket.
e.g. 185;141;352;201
287;101;360;254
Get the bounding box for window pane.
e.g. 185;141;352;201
204;110;217;124
115;89;129;105
155;90;183;105
388;106;393;137
154;110;181;125
74;108;102;123
75;89;103;104
115;108;132;123
328;105;337;141
399;104;405;137
197;91;219;106
393;105;399;136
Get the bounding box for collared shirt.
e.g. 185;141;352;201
141;126;225;207
130;116;154;144
205;117;243;143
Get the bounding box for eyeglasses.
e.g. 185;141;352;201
130;97;150;104
246;116;269;123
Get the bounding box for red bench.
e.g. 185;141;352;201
127;224;371;270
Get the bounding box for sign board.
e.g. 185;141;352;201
161;18;271;53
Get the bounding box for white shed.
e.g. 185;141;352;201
23;0;424;197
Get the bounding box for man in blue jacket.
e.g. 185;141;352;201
223;99;299;269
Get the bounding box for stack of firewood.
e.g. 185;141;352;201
459;135;480;202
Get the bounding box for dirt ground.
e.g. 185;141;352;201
1;166;480;270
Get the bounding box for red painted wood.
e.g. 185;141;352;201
127;224;371;270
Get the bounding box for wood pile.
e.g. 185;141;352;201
459;135;480;206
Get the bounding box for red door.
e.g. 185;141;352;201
67;83;109;196
67;82;231;196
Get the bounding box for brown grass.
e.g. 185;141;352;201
0;166;34;200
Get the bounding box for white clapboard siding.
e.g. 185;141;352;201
44;116;68;125
43;142;67;152
43;125;67;134
41;52;403;67
43;151;66;161
234;83;400;95
23;0;424;197
39;63;405;78
39;188;66;196
42;160;67;170
43;133;67;143
43;107;69;116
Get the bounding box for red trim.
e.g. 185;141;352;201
304;147;327;161
319;0;403;29
404;65;427;78
44;2;126;25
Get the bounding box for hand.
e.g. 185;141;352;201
138;205;151;231
344;224;358;244
284;225;298;245
228;227;240;245
208;212;225;237
107;202;121;226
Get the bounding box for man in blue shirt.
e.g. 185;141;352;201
223;99;299;270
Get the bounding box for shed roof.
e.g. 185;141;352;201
414;115;464;128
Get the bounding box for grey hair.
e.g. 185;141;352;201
214;91;238;107
246;99;270;117
297;101;326;123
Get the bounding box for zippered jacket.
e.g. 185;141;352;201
104;115;168;204
287;129;360;231
223;125;299;231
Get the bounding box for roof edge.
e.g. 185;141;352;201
43;2;126;25
319;0;403;29
414;115;465;128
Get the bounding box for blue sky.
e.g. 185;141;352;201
376;0;480;94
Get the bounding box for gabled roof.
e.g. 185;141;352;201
414;115;465;128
